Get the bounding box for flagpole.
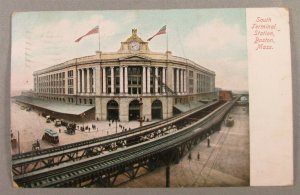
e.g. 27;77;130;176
98;26;101;51
166;32;168;52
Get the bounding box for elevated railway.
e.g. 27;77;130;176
12;100;223;176
14;99;237;187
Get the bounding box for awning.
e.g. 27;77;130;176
173;101;206;113
12;96;94;115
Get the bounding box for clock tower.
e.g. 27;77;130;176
118;29;150;53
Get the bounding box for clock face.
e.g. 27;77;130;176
130;41;140;51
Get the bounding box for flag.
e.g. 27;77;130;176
147;25;167;41
75;26;99;42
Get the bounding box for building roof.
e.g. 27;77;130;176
44;129;59;137
13;96;94;115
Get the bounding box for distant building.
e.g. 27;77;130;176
219;90;233;101
32;29;217;122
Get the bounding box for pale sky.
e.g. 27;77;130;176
11;9;248;92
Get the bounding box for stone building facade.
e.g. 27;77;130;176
33;29;216;122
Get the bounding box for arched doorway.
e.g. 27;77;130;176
152;100;162;120
129;99;140;121
107;100;119;120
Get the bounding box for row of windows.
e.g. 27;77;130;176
105;66;164;95
37;95;93;105
196;73;213;93
39;88;66;94
35;67;214;95
35;71;75;94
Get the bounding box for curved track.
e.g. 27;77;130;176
13;100;219;161
14;100;236;187
12;101;223;175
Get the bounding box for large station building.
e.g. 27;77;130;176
31;29;217;122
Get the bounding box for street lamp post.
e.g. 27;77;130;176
138;97;144;127
115;118;118;134
81;113;86;131
18;130;20;154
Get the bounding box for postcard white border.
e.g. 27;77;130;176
247;8;293;186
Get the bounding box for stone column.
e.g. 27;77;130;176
87;68;90;93
120;66;124;94
93;68;96;93
84;69;87;93
176;68;180;93
142;66;146;94
65;71;68;94
124;66;128;94
147;67;150;94
78;70;81;93
181;69;184;94
73;69;77;95
155;67;158;94
49;75;51;93
95;66;101;95
102;67;106;94
183;70;186;94
162;67;166;94
111;67;114;94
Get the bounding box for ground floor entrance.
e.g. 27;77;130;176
151;100;162;120
107;100;119;120
129;99;141;121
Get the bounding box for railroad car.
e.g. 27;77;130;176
42;129;59;144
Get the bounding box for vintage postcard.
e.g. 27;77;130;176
10;8;293;187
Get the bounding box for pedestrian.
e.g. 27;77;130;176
59;128;61;133
188;152;192;161
207;136;211;147
197;152;200;161
36;139;40;148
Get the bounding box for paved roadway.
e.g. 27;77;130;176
10;101;154;154
119;105;250;187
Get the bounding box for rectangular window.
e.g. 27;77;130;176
133;88;137;94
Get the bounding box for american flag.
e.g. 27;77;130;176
147;25;167;41
75;26;99;42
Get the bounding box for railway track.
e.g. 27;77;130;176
13;100;219;161
12;101;224;175
14;99;236;187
